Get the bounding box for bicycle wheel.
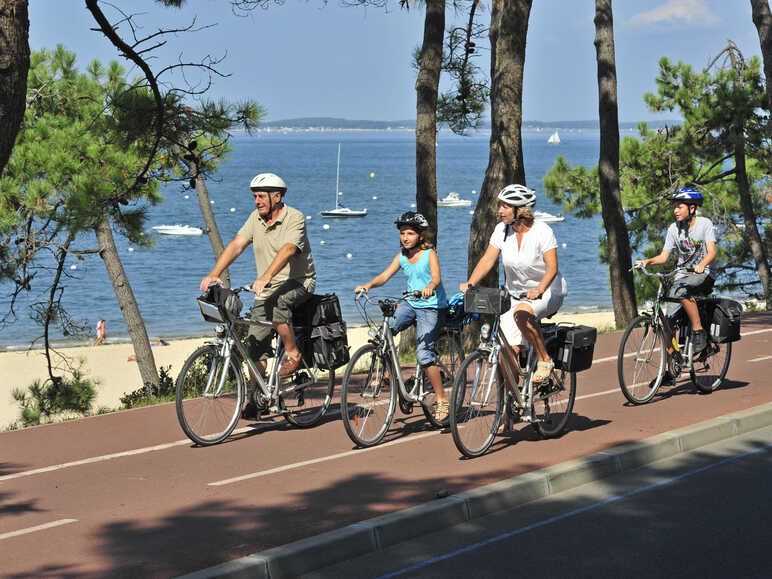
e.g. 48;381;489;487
420;359;454;428
449;351;504;458
618;315;666;405
176;344;245;446
281;350;336;428
534;368;576;438
691;340;732;393
341;344;397;447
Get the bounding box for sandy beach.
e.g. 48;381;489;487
0;311;615;430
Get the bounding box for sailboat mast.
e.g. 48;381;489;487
335;143;341;205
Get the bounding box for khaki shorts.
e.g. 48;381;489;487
246;280;312;361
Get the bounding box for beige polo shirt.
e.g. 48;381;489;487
237;204;316;297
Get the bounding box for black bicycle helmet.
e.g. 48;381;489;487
394;211;430;230
671;187;704;206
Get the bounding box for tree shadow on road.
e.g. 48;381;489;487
0;491;44;517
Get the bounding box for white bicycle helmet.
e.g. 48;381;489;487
498;184;536;207
249;173;287;192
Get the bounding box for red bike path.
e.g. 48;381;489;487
1;312;771;577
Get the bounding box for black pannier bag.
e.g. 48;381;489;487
549;324;597;372
708;297;742;343
295;293;350;370
197;285;243;323
464;286;511;315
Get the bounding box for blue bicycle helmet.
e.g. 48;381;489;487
671;187;704;206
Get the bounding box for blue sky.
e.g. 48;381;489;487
28;0;763;123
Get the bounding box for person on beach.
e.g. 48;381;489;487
92;318;106;346
200;173;316;417
635;188;716;368
354;211;450;422
461;184;567;384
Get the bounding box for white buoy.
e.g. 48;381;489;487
184;195;190;199
70;264;77;270
128;247;134;253
468;210;474;215
323;224;330;230
230;207;236;212
320;240;326;245
410;203;416;208
346;253;353;259
372;196;378;200
472;190;477;194
306;215;312;220
210;200;215;204
561;243;567;248
338;191;343;196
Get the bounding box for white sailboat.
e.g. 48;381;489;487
321;144;367;218
547;130;561;144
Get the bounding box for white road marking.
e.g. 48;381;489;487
0;519;77;541
748;355;772;363
209;430;440;486
3;325;769;484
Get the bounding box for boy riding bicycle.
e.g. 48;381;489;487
636;187;717;367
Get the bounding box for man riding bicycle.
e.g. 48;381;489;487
635;187;717;365
199;172;316;417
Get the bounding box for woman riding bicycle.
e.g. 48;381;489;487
461;184;567;384
354;211;450;421
635;187;717;362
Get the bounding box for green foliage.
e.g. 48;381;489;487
120;365;175;408
12;368;98;427
544;45;771;303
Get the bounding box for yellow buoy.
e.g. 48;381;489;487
369;172;375;178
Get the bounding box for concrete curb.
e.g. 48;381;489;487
181;401;772;579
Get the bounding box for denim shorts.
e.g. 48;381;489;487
391;301;443;367
665;272;715;318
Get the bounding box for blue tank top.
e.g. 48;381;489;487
399;249;448;309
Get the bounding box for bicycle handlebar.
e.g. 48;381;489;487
631;263;694;278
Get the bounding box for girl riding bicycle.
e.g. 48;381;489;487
354;211;450;421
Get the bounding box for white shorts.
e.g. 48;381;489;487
499;287;565;346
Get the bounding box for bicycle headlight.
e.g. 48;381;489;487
480;323;490;340
215;324;226;337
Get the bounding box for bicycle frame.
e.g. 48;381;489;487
367;299;434;405
636;267;698;373
473;314;559;423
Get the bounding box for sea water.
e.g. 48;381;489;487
0;128;612;348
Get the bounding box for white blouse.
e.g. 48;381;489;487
489;221;567;297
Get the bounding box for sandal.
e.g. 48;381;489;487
434;399;449;422
533;360;554;383
279;352;303;377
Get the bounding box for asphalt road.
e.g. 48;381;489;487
1;312;771;577
307;425;772;579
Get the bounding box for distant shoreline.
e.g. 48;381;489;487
259;117;679;131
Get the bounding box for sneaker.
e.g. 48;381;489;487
692;330;707;355
649;370;674;389
241;401;259;420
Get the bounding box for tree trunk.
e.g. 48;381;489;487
415;0;445;235
0;0;30;176
468;0;531;286
95;219;160;388
733;129;772;308
751;0;772;114
594;0;637;328
172;144;230;287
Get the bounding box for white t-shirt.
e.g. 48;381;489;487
489;221;567;297
663;216;717;279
